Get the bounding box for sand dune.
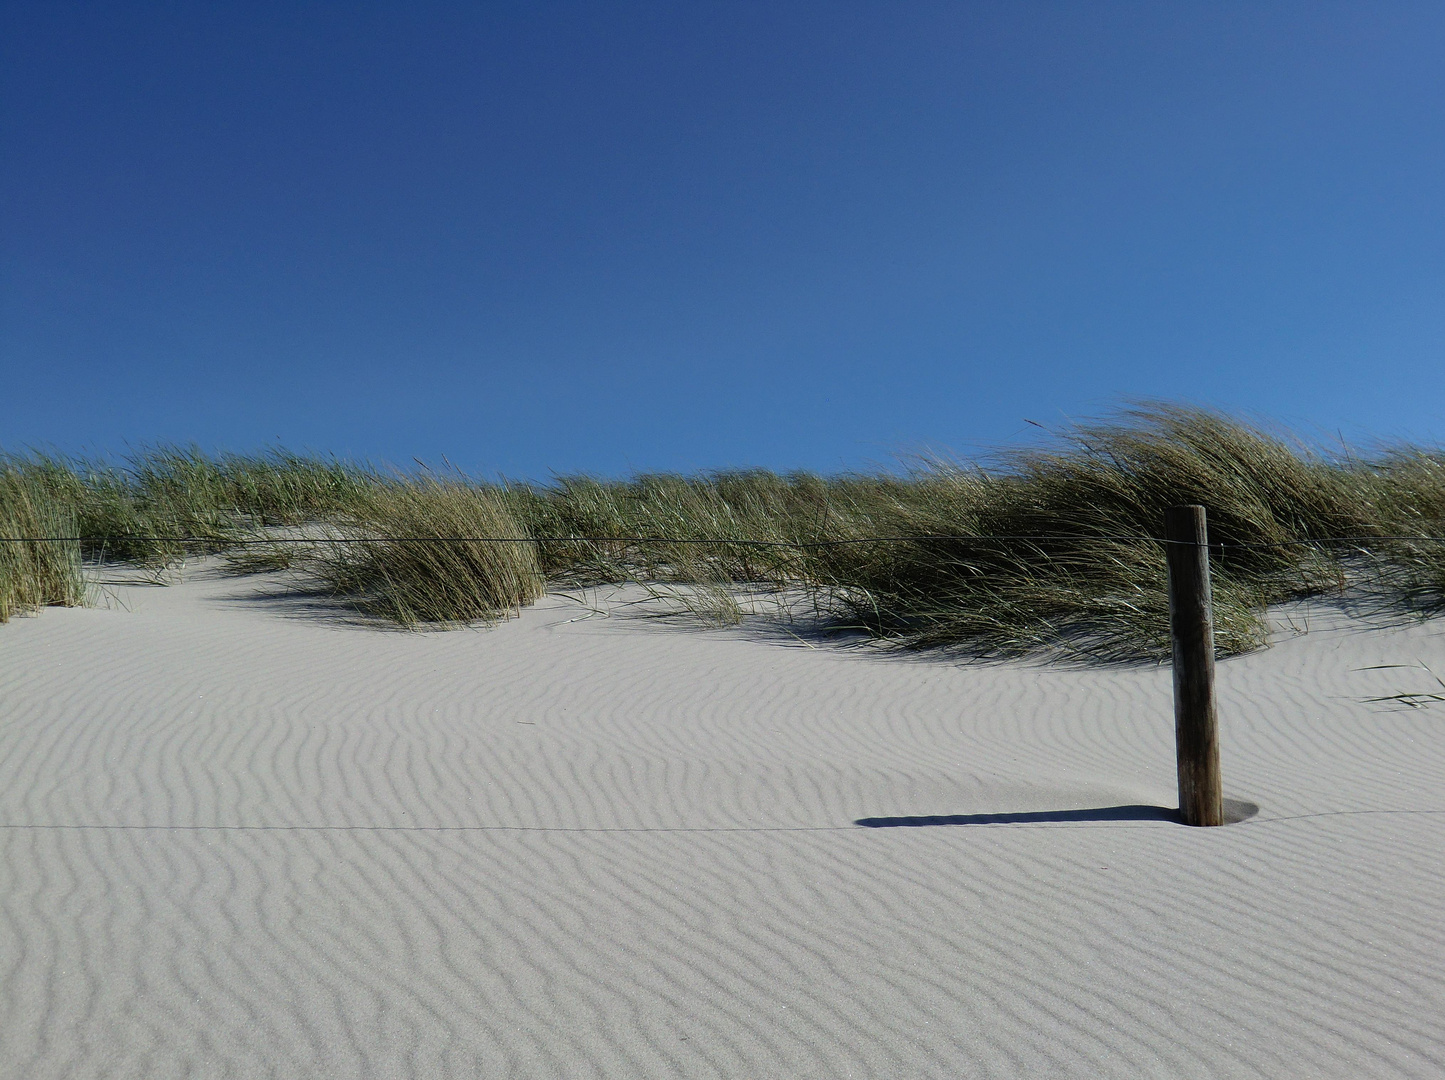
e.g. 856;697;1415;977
2;564;1442;1077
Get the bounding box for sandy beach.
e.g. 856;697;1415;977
2;564;1442;1078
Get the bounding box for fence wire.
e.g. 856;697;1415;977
3;533;1445;548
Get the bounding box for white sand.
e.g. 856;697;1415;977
2;564;1443;1078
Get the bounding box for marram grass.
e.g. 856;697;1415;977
0;461;84;622
4;404;1445;659
298;479;544;626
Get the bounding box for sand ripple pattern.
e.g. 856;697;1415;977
2;572;1443;1077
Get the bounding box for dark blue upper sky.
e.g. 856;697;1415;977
3;1;1443;476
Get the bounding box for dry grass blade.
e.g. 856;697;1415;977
1358;661;1445;708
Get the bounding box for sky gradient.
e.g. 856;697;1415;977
3;1;1443;477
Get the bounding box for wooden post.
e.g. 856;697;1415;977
1165;504;1224;827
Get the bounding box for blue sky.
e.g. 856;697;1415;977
3;1;1443;477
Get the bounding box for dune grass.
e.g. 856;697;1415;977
4;448;372;568
4;404;1444;657
781;406;1370;658
0;461;84;622
492;406;1396;658
285;479;544;626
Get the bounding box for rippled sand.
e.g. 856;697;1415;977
2;564;1442;1077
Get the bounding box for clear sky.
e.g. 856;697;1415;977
3;2;1443;477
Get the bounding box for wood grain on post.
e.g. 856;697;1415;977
1165;505;1224;827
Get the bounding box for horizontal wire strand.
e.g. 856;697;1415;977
2;533;1445;548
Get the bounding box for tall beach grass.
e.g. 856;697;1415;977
0;460;84;622
295;478;544;626
4;405;1444;658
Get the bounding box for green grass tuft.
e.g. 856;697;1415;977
298;478;544;626
0;460;84;622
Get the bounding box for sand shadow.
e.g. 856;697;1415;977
215;583;407;629
856;798;1259;827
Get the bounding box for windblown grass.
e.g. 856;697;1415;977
0;460;84;622
6;447;372;569
492;406;1386;658
505;469;843;621
5;404;1445;658
785;405;1372;659
1363;449;1445;614
288;479;543;626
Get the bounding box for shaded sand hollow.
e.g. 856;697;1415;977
2;563;1443;1078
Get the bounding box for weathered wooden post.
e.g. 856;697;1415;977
1165;504;1224;827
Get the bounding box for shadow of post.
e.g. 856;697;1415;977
855;799;1259;828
